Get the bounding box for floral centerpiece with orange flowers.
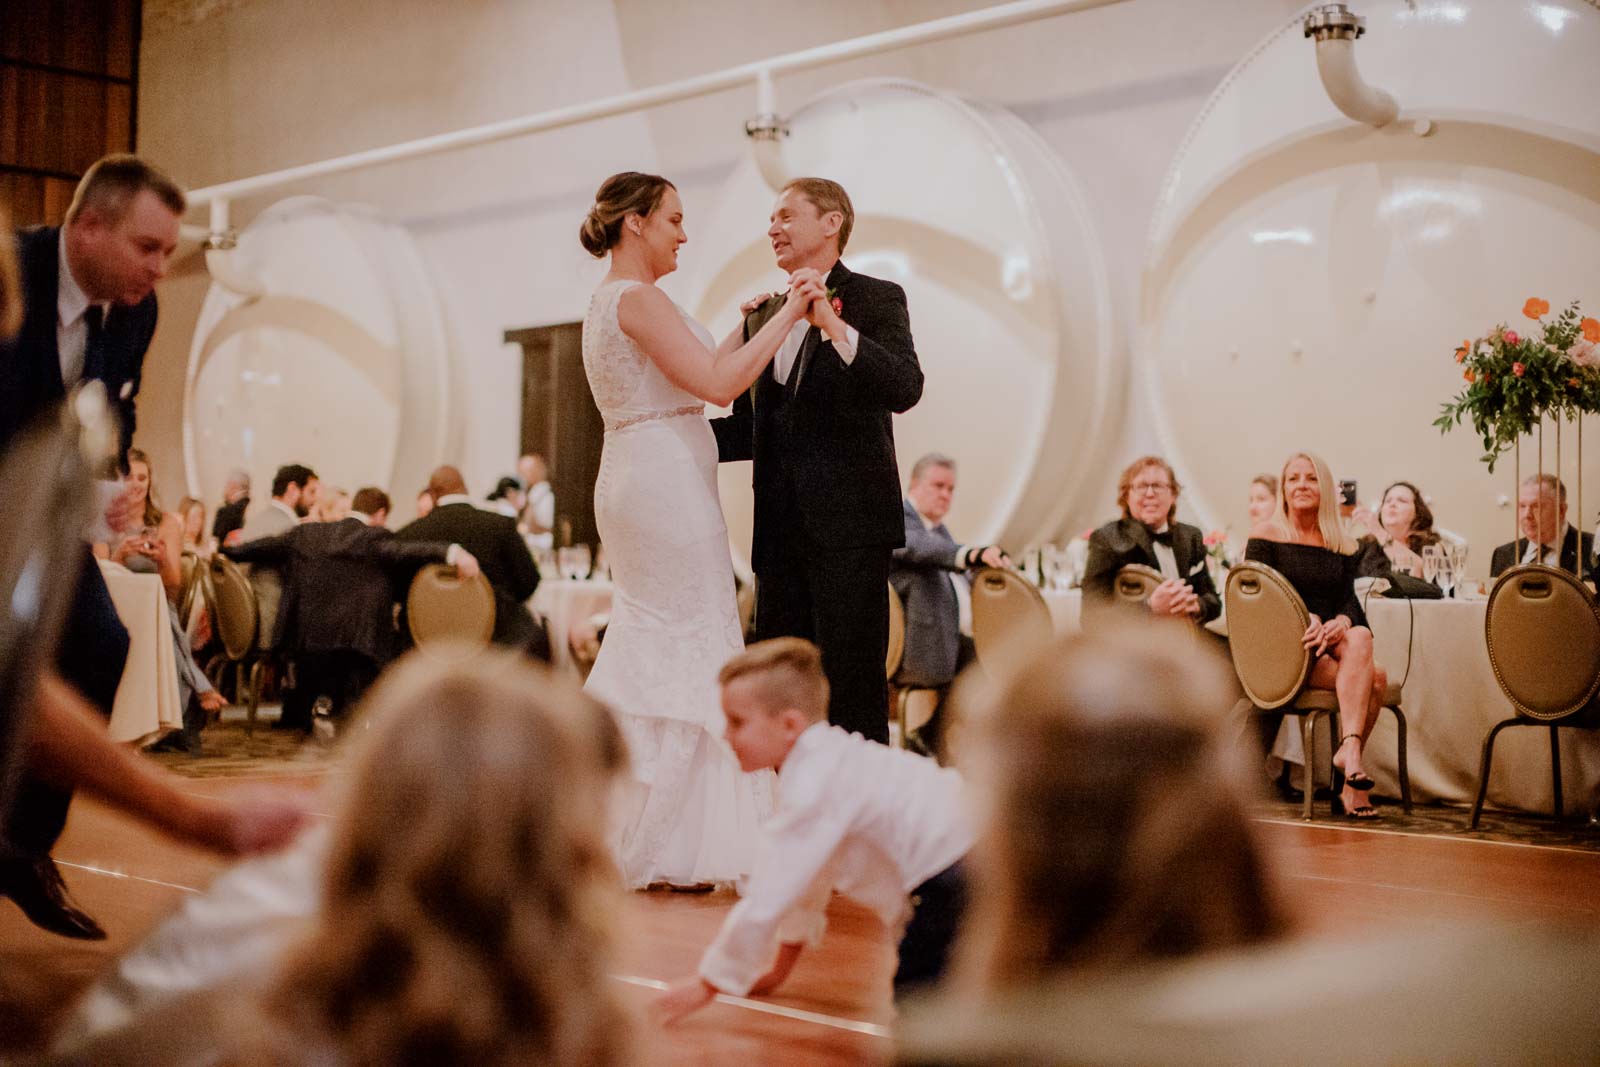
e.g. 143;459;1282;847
1435;298;1600;471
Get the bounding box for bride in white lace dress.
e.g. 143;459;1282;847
578;173;825;888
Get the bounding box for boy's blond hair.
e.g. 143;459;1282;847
718;638;829;723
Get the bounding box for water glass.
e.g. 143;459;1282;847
558;544;592;581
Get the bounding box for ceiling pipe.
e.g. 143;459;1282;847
1303;3;1398;127
180;0;1132;284
201;199;265;300
745;68;791;193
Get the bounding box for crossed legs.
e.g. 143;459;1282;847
1307;625;1387;816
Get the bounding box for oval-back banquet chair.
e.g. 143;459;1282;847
1473;564;1600;828
1113;563;1165;608
1224;561;1411;820
407;563;496;661
969;566;1054;679
885;581;943;754
204;555;264;732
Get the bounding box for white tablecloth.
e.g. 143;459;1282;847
529;578;615;672
1269;597;1600;815
98;561;182;743
1041;588;1082;632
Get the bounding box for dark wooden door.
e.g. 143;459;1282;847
505;321;602;549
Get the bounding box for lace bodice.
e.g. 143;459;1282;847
583;279;710;430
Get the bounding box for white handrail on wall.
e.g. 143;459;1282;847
186;0;1130;216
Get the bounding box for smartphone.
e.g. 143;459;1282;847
1338;480;1358;508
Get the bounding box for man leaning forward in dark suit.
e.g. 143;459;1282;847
0;155;183;939
1490;473;1596;582
1082;455;1221;628
223;488;480;727
397;465;549;661
891;453;1008;757
712;177;923;744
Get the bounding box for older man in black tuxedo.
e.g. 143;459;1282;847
398;465;548;659
224;489;480;724
712;177;923;744
1082;455;1221;628
0;156;184;940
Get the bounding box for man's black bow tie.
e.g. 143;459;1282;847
1150;528;1175;547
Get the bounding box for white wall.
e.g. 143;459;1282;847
136;0;1335;536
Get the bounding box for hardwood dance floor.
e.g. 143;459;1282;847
4;764;1599;1062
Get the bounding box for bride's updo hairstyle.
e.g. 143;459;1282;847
580;172;675;258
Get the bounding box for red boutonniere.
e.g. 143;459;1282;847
827;287;842;318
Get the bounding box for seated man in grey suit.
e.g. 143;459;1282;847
890;453;1007;757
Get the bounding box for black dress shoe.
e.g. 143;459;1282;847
0;857;107;940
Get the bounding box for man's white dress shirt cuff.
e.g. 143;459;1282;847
834;326;859;363
446;544;463;565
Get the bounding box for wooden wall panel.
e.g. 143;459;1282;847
0;0;140;228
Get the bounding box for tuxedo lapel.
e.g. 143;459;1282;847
1122;517;1156;566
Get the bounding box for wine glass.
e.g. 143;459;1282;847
1435;554;1457;599
1421;545;1442;588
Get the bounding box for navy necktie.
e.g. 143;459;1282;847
81;304;106;384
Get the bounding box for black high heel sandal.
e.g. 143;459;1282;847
1336;733;1376;792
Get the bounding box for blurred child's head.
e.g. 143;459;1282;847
717;638;829;772
954;625;1289;991
269;649;630;1066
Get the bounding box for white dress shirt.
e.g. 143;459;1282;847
698;723;974;996
1150;524;1179;580
771;317;860;386
1521;527;1573;566
56;230;104;388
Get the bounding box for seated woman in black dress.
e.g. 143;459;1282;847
1246;452;1389;820
1082;455;1220;627
1352;480;1442;579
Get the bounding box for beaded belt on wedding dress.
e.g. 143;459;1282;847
603;404;706;433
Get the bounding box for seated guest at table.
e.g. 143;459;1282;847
1247;474;1278;528
1083;456;1219;627
96;451;226;753
224;488;479;728
486;475;525;520
176;496;207;553
414;487;433;519
891;452;1006;757
518;452;556;551
211;469;249;547
311;486;351;524
97;448;183;600
398;465;548;661
238;463;317;729
1247;452;1388;820
1352;480;1441;580
1490;473;1596;580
